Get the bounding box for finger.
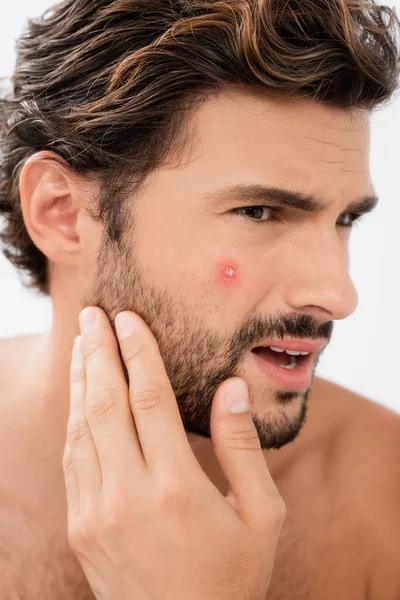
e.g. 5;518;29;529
79;307;147;483
114;311;195;475
68;335;103;507
62;441;80;522
209;378;285;525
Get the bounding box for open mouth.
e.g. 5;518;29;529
251;346;311;370
249;340;324;391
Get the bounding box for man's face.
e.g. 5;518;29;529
83;88;374;450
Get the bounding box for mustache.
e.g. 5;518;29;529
230;311;334;355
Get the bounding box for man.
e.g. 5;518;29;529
0;0;399;598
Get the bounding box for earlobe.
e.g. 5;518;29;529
18;151;81;265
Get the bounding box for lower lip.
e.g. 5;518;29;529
250;350;314;392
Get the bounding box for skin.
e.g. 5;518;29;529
1;86;400;598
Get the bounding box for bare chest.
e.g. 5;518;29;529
1;504;369;600
266;496;370;600
0;508;95;600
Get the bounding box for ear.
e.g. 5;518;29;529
19;151;88;269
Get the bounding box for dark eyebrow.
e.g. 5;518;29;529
206;183;379;214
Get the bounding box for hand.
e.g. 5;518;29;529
62;306;286;600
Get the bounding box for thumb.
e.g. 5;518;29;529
209;377;283;522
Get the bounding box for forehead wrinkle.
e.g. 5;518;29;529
313;160;348;164
301;136;344;149
293;137;366;155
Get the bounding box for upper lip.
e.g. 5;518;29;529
251;338;328;353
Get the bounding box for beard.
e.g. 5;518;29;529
81;233;333;450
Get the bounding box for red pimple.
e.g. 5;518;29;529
219;263;238;282
223;266;236;278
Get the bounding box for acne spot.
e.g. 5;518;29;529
223;266;236;279
216;262;238;284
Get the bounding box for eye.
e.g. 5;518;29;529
232;206;279;224
336;213;366;228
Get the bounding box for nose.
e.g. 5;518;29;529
283;230;359;321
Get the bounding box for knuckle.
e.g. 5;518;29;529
68;416;92;444
102;481;147;526
67;522;87;550
68;514;99;550
134;383;162;412
62;448;74;471
67;526;80;550
260;496;287;526
121;341;147;364
70;362;84;383
81;335;102;362
275;498;287;520
220;427;262;451
157;477;190;510
101;495;134;531
86;388;120;419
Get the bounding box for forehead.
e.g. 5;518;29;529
175;87;372;198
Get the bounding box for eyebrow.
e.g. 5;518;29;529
206;183;379;214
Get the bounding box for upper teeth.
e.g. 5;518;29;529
270;346;309;356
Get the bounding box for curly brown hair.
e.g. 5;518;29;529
0;0;399;297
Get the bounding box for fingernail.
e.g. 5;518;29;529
79;307;97;335
224;379;250;413
115;312;135;341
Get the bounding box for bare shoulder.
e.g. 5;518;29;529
311;376;400;450
314;377;400;598
0;335;21;390
0;332;39;354
308;376;400;481
0;333;31;362
314;377;400;493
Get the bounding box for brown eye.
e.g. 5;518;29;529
232;206;278;224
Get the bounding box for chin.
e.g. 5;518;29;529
248;387;310;450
